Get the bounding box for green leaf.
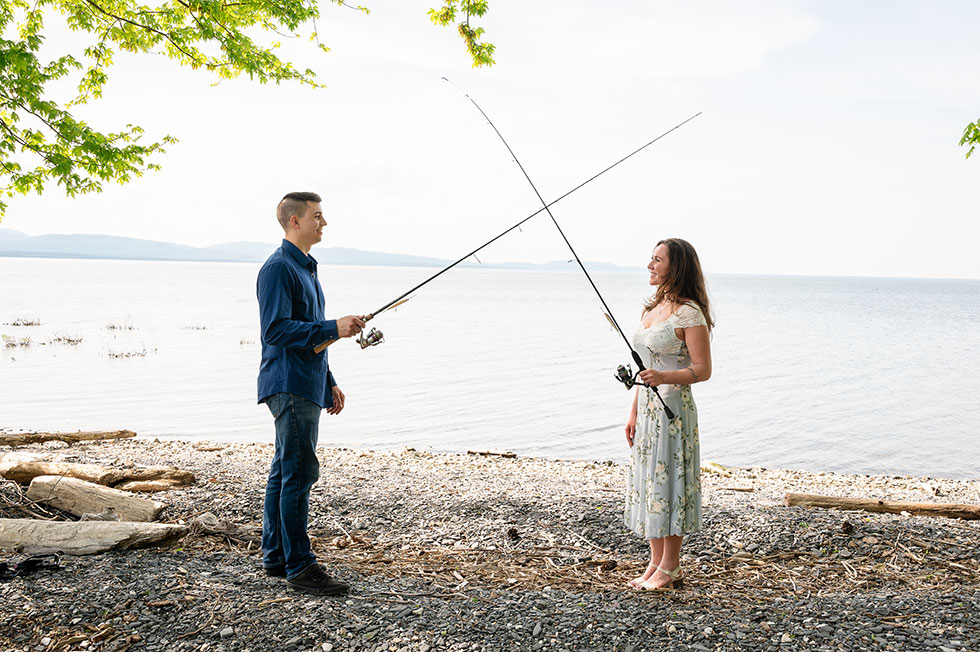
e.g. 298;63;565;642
0;0;497;219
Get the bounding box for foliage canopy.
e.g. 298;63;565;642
961;119;979;160
0;0;493;216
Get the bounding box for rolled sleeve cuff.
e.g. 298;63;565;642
319;319;339;345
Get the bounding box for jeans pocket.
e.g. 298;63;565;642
266;393;287;419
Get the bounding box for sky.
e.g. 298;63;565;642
2;0;978;279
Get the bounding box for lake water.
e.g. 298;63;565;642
1;257;978;478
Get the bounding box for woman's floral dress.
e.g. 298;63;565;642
624;302;707;539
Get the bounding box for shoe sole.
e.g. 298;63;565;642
286;582;349;596
641;580;684;590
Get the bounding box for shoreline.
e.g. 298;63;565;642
2;438;979;651
6;429;976;484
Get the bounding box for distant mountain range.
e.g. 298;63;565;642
0;228;635;271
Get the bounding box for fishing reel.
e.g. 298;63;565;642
614;363;675;420
357;327;384;349
615;364;640;389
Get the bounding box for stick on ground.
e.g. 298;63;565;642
0;430;137;447
783;492;980;520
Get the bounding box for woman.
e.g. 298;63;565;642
624;238;713;590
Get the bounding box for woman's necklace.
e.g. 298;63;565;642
645;300;675;326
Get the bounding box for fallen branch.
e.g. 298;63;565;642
0;518;188;555
701;461;734;477
0;459;195;490
25;475;166;522
467;449;517;459
783;493;980;520
0;430;136;447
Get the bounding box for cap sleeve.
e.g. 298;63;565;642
674;303;707;329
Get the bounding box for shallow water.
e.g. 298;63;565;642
1;258;978;478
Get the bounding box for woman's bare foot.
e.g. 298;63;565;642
626;558;661;588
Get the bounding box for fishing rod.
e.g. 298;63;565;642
314;106;701;364
445;78;698;419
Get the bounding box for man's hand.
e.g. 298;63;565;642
326;386;346;415
337;315;366;338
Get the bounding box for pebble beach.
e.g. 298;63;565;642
1;438;979;652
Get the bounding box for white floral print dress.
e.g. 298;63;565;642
624;302;706;539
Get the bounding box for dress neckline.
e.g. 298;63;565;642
640;308;680;330
640;300;700;330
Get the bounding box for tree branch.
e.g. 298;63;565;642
81;0;202;62
0;90;73;142
0;117;61;169
175;0;239;47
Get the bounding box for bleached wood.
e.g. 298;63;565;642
466;449;517;459
25;476;166;522
0;460;194;489
0;430;136;447
0;519;188;555
783;493;980;520
0;460;111;485
701;461;734;477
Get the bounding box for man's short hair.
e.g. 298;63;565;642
277;192;322;230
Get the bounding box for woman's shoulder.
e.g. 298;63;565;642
673;300;707;327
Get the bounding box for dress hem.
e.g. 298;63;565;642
625;522;702;540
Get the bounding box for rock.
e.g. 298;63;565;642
2;438;977;652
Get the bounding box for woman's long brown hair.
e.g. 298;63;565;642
644;238;715;330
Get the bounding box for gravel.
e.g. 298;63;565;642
1;438;978;651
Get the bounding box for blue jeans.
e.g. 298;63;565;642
262;393;321;579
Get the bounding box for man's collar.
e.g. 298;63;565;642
281;239;317;268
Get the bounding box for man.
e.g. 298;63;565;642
256;191;365;595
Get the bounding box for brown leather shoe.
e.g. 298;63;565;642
286;564;350;596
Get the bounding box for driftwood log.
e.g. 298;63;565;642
0;519;188;555
0;430;136;447
466;449;517;459
701;461;734;477
783;493;980;520
25;476;166;522
0;459;195;490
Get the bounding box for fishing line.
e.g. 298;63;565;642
314;101;700;363
445;78;697;418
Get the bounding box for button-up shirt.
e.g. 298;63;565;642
256;239;339;408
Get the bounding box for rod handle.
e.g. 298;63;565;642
313;339;335;354
632;351;676;419
312;313;375;354
631;351;645;370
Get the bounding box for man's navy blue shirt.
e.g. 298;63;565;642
256;240;339;408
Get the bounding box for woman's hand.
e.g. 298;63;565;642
638;368;666;387
625;413;637;447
